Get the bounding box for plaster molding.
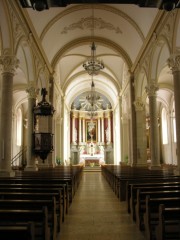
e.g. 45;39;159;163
61;16;122;34
0;50;19;74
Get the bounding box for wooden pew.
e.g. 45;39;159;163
0;182;70;213
130;184;180;220
0;185;67;220
144;196;180;240
155;204;180;240
0;191;63;234
0;177;74;205
101;165;180;201
126;181;180;213
0;198;57;240
0;207;50;240
0;223;35;240
135;189;180;231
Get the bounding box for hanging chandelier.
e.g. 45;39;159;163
83;42;104;76
86;80;100;107
83;5;104;76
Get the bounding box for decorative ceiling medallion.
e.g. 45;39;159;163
61;16;122;34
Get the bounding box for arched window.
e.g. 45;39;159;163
16;108;22;146
161;108;168;144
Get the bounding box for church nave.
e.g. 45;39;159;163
58;172;145;240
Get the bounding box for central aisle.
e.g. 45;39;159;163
58;172;146;240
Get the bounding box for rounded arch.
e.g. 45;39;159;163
52;37;132;69
65;73;118;109
15;38;36;84
135;66;148;100
40;4;144;42
62;68;120;93
0;1;13;51
173;9;180;51
149;35;171;82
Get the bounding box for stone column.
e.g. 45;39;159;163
168;54;180;175
79;116;82;144
25;85;38;171
101;116;104;143
48;75;55;167
83;118;85;143
146;81;160;168
55;116;61;163
60;97;65;163
72;112;76;143
129;72;137;166
134;97;147;166
118;96;123;163
98;117;101;143
121;114;129;164
0;53;19;176
107;112;111;143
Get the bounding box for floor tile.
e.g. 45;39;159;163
58;172;146;240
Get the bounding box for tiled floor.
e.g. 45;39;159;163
58;172;146;240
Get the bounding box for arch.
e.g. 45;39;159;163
173;9;180;51
15;37;36;84
149;37;171;82
0;1;13;51
52;37;132;70
40;4;144;42
65;73;118;109
135;66;148;100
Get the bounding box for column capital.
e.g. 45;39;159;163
26;85;39;99
168;54;180;72
0;53;19;75
134;97;145;111
145;81;159;97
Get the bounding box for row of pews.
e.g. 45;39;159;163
101;164;180;240
0;165;83;240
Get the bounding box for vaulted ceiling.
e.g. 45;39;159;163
18;2;163;108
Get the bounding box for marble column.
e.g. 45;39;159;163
129;72;137;166
25;85;38;171
0;54;19;176
146;81;160;168
168;54;180;175
134;97;147;166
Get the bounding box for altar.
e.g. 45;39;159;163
80;154;104;166
84;157;99;166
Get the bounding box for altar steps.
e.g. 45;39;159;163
83;166;101;172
